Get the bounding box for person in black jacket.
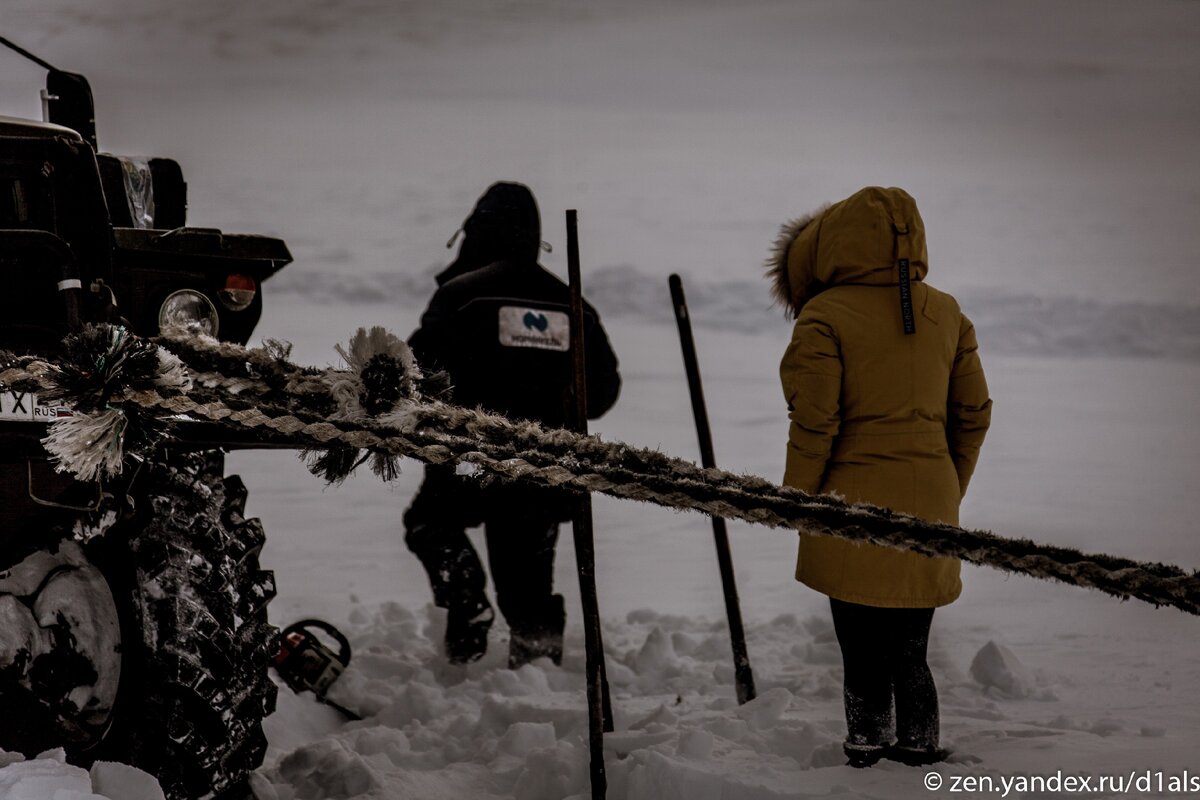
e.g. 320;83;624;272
405;181;621;667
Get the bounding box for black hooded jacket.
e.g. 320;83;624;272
409;183;621;428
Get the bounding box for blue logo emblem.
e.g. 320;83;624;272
523;311;549;332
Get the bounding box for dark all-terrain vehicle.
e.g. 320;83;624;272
1;42;290;798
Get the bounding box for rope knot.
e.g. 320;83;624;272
38;324;192;480
360;353;409;415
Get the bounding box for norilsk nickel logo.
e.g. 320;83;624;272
498;306;570;351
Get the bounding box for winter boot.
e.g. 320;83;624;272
843;740;889;768
507;594;565;669
885;744;951;766
445;600;495;665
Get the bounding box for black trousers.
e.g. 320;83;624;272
829;598;939;749
403;465;568;642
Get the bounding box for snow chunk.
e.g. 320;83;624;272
604;729;676;754
604;659;637;687
512;740;587;800
970;640;1033;698
90;761;166;800
344;727;411;761
375;681;450;726
0;756;93;800
676;729;713;760
708;716;749;743
498;722;557;757
734;686;793;730
481;663;553;697
633;627;677;675
630;703;679;731
277;739;383;799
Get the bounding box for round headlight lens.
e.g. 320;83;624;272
159;289;219;337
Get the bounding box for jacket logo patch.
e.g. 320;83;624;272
499;306;570;351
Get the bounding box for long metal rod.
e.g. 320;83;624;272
668;273;757;705
567;209;610;800
0;36;60;71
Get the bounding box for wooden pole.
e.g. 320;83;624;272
668;273;757;705
567;209;611;799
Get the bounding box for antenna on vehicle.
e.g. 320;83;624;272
0;34;98;149
0;35;59;70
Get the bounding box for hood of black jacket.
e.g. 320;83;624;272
438;181;542;286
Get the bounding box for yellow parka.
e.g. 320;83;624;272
768;187;992;608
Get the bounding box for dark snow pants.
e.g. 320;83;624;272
403;465;569;664
829;598;939;749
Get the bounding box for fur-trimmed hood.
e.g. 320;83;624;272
766;186;929;316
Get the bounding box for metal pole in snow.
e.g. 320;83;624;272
668;273;758;705
567;209;611;799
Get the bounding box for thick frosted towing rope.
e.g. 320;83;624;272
2;332;1198;617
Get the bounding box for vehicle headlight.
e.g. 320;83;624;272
158;289;219;337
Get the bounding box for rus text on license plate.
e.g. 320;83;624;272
0;390;73;422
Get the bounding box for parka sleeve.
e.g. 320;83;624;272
947;312;992;497
407;282;463;376
584;309;621;420
779;306;842;493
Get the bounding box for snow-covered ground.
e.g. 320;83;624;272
2;1;1199;798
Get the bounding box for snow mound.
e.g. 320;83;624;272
969;640;1033;699
257;600;1191;799
253;603;859;799
245;593;1200;799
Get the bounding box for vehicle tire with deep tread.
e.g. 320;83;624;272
87;450;279;800
0;450;278;798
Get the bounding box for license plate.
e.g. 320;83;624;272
0;390;73;422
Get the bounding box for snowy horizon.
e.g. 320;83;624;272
4;0;1199;309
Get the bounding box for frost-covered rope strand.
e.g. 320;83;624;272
4;347;1199;616
144;340;883;515
132;383;1200;616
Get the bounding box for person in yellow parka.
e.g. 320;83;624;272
766;186;992;768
